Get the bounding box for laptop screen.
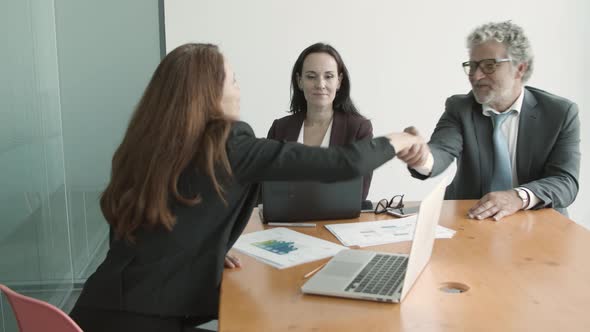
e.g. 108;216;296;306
262;177;363;222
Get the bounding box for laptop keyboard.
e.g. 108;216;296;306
345;254;408;297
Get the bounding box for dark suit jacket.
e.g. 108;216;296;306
74;121;394;319
410;86;580;214
267;111;374;201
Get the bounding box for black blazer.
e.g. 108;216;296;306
74;121;394;318
410;86;580;215
267;111;374;201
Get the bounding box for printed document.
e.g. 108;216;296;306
325;216;455;247
234;227;347;269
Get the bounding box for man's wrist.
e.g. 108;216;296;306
514;188;530;209
413;152;433;175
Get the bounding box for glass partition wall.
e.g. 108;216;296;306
0;1;161;330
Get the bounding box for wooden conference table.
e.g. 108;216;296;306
219;200;590;331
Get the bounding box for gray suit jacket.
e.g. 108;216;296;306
410;86;580;214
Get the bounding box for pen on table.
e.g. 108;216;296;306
303;262;328;279
267;222;316;228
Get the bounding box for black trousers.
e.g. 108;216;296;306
70;306;215;332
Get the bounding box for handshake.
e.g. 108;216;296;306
386;127;431;169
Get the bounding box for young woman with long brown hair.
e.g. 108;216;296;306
70;43;423;331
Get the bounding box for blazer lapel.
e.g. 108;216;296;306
284;112;306;142
329;111;347;146
471;98;494;194
516;88;539;184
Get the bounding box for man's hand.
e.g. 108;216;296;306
224;253;242;269
396;127;430;168
385;130;425;153
468;190;523;221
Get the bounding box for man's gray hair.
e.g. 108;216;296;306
467;21;534;82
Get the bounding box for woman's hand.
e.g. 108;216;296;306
224;253;242;269
386;129;425;153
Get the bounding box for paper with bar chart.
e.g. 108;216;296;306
233;227;347;269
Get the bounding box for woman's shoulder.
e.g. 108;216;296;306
337;111;371;126
272;112;304;127
332;111;373;142
230;120;255;135
228;121;257;144
267;112;305;140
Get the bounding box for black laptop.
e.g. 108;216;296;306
261;177;363;223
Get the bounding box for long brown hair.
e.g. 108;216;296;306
101;43;233;242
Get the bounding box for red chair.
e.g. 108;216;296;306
0;284;83;332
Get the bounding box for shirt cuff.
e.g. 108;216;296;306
518;187;541;210
412;152;434;175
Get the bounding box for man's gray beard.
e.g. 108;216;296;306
473;90;494;105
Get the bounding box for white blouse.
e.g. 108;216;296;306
297;119;333;148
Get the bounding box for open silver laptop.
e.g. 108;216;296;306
301;177;447;303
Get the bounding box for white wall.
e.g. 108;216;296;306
164;0;589;228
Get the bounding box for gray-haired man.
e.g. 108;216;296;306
398;21;580;221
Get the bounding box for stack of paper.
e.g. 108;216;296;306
233;227;347;269
325;216;455;247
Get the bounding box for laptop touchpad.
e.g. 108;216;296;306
323;261;364;278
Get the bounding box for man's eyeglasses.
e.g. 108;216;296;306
374;194;404;214
462;58;512;76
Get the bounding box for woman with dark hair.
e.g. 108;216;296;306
267;43;374;207
69;43;421;331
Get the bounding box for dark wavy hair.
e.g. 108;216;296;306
289;43;360;115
